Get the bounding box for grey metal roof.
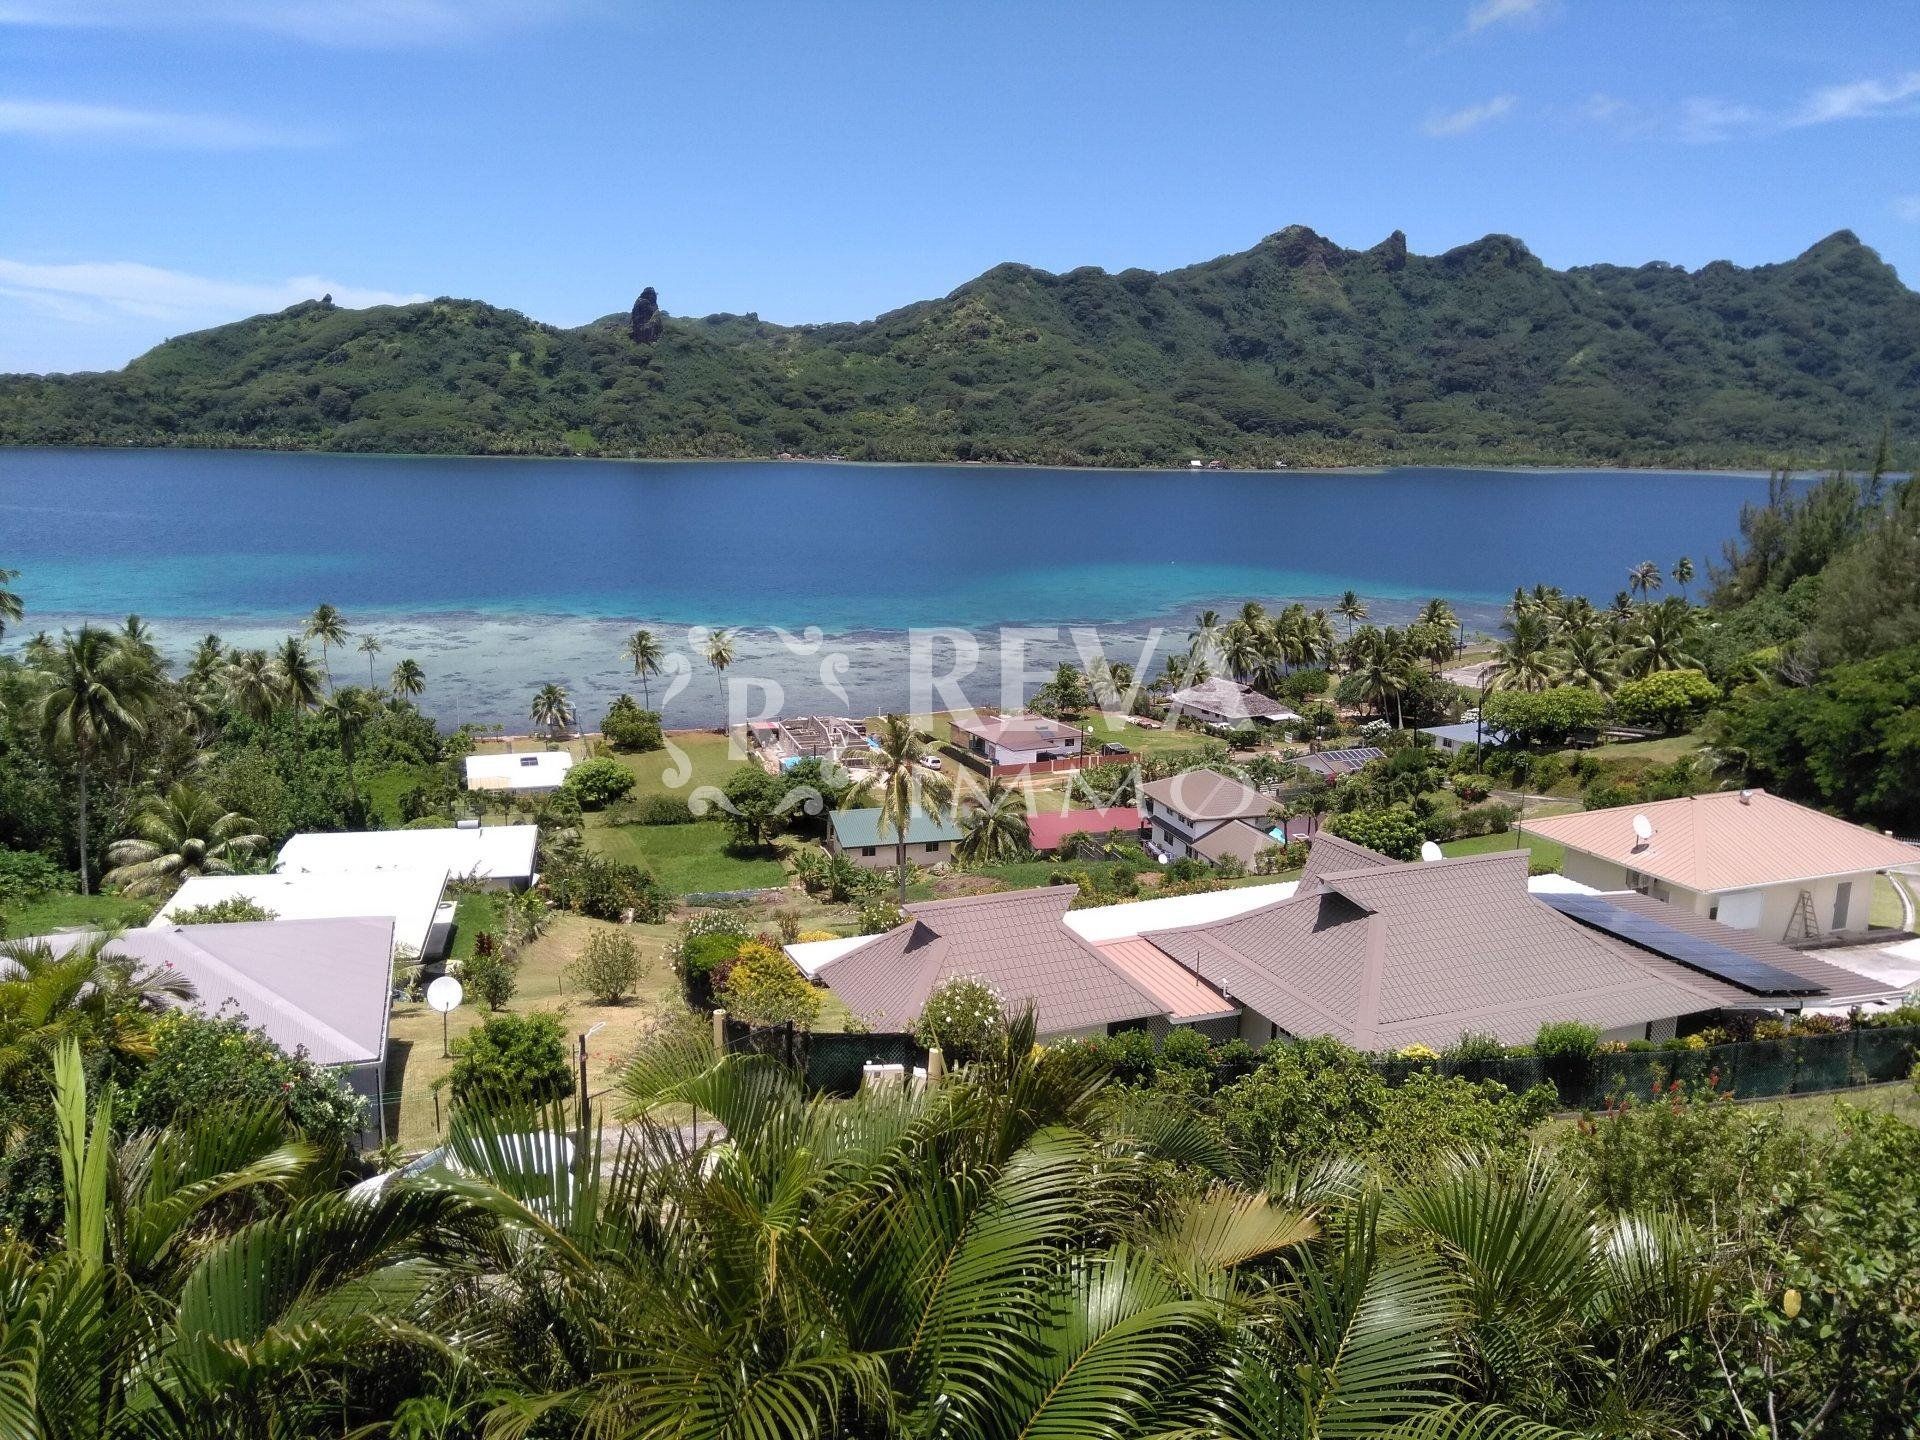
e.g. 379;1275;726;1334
816;885;1167;1036
1192;819;1280;866
36;917;395;1068
1164;678;1302;723
1148;846;1725;1050
1140;768;1273;822
1286;747;1386;779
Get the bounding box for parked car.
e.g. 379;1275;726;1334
918;754;943;770
1100;741;1132;756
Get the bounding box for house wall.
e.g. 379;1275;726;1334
828;834;956;871
1556;849;1880;940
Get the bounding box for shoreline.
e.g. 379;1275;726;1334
0;440;1795;481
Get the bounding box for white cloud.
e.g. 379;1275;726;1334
0;0;564;47
1423;94;1517;138
0;257;424;328
1679;96;1763;143
1465;0;1543;33
0;98;320;148
1895;196;1920;223
1789;69;1920;127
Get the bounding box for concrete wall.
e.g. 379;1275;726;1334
1553;850;1879;940
828;835;956;871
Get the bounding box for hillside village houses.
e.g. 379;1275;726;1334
1162;676;1302;731
948;712;1086;768
152;822;539;962
786;831;1903;1047
1140;767;1277;862
827;807;966;870
1523;790;1920;943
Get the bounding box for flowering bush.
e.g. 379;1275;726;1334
718;941;821;1029
912;977;1005;1066
1397;1043;1440;1061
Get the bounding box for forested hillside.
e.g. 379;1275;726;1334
3;226;1916;468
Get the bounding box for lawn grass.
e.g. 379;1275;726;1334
612;730;742;802
589;820;785;895
1441;829;1566;870
2;891;157;937
382;912;681;1150
449;890;507;961
1871;872;1914;930
362;763;429;828
1745;1081;1920;1131
1567;733;1706;764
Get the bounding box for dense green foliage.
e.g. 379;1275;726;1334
5;228;1916;467
445;1010;574;1105
560;754;637;808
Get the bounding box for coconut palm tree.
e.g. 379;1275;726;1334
1627;560;1664;603
1552;627;1622;694
1344;626;1417;727
102;782;266;897
1671;555;1695;600
0;564;21;639
624;626;664;708
272;636;323;710
31;626;159;893
1488;611;1557;693
1335;589;1369;640
357;632;383;685
117;613;162;673
184;633;225;690
224;648;280;722
703;627;735;722
1624;597;1703;678
320;686;380;809
303;602;348;686
530;682;574;738
957;778;1031;864
868;712;952;901
390;656;425;700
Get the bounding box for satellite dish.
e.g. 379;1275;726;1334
426;975;464;1014
1419;841;1444;862
1631;814;1654;846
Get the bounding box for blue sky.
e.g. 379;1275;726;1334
2;0;1917;373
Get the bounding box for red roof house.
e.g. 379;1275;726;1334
1026;806;1146;854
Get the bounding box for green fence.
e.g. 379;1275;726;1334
1370;1025;1920;1111
724;1020;1919;1108
724;1019;927;1097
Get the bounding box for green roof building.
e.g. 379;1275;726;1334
828;807;965;870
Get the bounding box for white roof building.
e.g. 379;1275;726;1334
276;823;540;887
154;869;449;961
464;750;575;793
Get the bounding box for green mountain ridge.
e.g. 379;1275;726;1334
2;225;1915;468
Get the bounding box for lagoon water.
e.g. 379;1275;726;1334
0;448;1767;725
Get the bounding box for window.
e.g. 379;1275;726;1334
925;841;940;853
861;846;875;857
1833;881;1852;930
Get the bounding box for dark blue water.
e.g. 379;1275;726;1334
0;448;1761;629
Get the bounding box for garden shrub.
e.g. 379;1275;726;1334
1481;686;1609;748
1612;669;1719;733
447;1011;574;1106
627;793;697;825
543;847;669;922
717;940;821;1029
562;756;637;809
126;1009;367;1148
1534;1020;1601;1061
1447;1031;1506;1062
1322;806;1425;860
0;847;73;909
568;929;646;1004
912;977;1006;1065
168;896;278;925
857;897;905;934
602;697;665;753
462;946;516;1011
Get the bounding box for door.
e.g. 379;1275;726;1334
1832;881;1852;931
1717;890;1764;930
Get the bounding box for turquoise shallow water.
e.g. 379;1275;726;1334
0;448;1769;723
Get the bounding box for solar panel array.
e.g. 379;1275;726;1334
1538;893;1824;997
